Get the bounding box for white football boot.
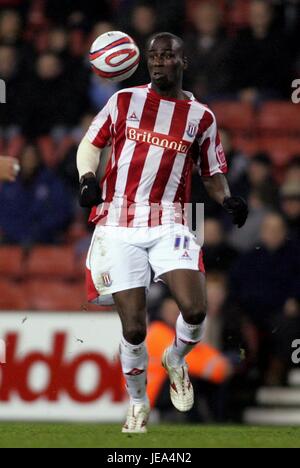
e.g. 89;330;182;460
122;399;150;434
162;348;194;412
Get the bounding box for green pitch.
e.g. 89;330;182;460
0;424;299;448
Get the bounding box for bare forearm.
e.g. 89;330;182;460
202;174;231;205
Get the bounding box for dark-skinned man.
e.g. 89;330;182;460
77;32;248;433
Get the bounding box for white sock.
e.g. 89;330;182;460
119;337;148;405
168;313;206;367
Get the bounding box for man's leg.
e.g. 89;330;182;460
162;269;207;365
160;269;207;411
113;287;150;433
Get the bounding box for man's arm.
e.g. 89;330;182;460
202;173;248;229
197;109;248;229
76;136;103;207
77;94;115;208
202;173;231;205
0;156;20;182
77;135;101;179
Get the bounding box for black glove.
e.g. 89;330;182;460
79;174;103;208
223;196;248;228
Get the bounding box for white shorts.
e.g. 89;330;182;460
86;224;205;305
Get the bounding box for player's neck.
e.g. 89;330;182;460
151;83;187;101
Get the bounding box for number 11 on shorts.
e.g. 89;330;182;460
174;235;190;250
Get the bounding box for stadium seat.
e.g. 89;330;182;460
26;246;78;280
0;281;30;311
258;102;300;135
25;280;86;311
210;101;255;133
0;247;24;279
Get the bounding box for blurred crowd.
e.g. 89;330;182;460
0;0;300;421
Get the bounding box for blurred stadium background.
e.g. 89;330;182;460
0;0;300;429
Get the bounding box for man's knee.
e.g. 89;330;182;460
121;307;147;345
179;298;207;325
123;323;147;345
114;289;147;345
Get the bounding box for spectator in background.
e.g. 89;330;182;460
230;0;291;102
0;9;22;46
237;153;279;208
272;0;300;57
295;49;300;78
226;154;278;252
89;21;115;44
20;52;88;139
184;1;232;100
0;145;74;245
152;0;185;35
44;0;113;26
122;3;158;87
190;165;223;219
0;45;23;140
58;113;95;198
219;128;249;193
87;21;120;110
227;189;270;252
280;181;300;241
284;156;300;184
0;9;33;74
203;218;238;273
130;3;157;40
147;297;232;422
191;128;249;220
0;155;19;181
230;213;300;384
119;0;185;36
205;272;228;350
48;27;69;60
89;74;120;111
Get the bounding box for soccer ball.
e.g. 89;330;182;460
89;31;140;82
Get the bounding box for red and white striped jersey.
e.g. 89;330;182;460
86;84;227;227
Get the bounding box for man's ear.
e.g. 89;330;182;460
183;56;188;71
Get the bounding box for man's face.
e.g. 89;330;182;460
147;37;187;90
250;0;272;32
260;215;287;251
0;46;16;79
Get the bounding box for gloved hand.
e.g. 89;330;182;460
79;173;103;208
223;196;248;228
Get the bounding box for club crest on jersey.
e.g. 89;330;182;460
186;121;198;138
101;272;112;288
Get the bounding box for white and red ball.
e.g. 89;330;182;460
89;31;140;82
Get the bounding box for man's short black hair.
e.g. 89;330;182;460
146;32;185;57
252;152;272;167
